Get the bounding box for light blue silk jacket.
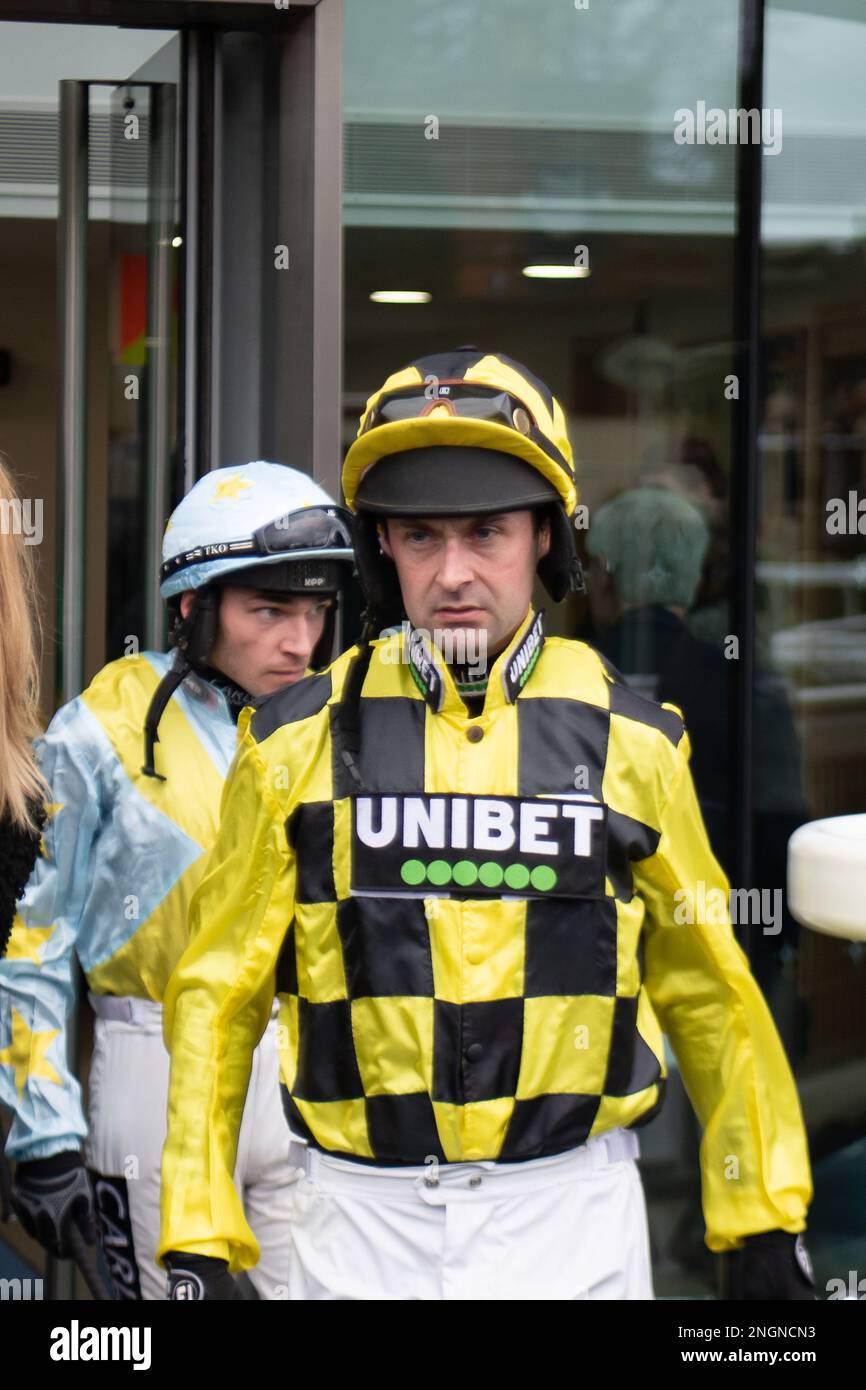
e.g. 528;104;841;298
0;653;241;1161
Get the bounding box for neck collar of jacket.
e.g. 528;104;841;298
181;663;254;725
403;607;545;715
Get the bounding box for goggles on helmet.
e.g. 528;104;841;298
359;381;537;440
160;505;353;585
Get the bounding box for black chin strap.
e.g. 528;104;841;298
334;640;375;790
142;587;221;780
141;650;191;780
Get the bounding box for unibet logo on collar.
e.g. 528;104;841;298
351;793;607;900
406;628;445;710
504;610;544;701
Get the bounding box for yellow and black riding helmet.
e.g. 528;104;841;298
342;347;584;629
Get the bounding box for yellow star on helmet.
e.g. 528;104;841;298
39;802;64;858
0;1008;62;1096
4;916;57;966
212;476;253;503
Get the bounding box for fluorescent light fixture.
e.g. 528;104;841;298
522;264;590;280
369;289;432;304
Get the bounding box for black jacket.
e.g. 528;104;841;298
0;803;45;959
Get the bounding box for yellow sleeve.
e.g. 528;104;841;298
158;714;295;1272
635;723;813;1253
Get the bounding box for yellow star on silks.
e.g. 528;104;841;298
4;916;57;966
39;802;63;858
212;476;253;502
0;1008;62;1096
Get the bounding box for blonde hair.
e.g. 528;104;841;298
0;454;48;829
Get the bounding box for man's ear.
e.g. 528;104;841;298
179;591;195;620
537;518;552;560
377;520;394;560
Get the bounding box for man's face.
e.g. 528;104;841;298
180;586;332;697
378;510;550;662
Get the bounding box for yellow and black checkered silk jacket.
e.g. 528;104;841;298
159;606;812;1271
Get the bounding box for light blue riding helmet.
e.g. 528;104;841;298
142;462;356;779
160;460;354;599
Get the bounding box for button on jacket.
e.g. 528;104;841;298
159;607;812;1272
0;653;242;1161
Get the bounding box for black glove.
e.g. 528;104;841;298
719;1230;817;1300
165;1251;242;1301
11;1150;97;1258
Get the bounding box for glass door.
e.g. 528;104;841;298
104;48;181;662
57;35;182;700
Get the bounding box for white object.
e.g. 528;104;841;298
788;814;866;942
85;1002;300;1299
284;1129;653;1300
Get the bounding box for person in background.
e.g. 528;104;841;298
586;482;809;1035
585;485;731;867
0;452;47;956
0;452;49;1255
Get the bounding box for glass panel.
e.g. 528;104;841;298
100;37;182;659
760;0;866;1292
344;0;742;1297
0;20;181;700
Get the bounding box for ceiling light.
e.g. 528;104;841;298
522;264;590;280
369;290;432;304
